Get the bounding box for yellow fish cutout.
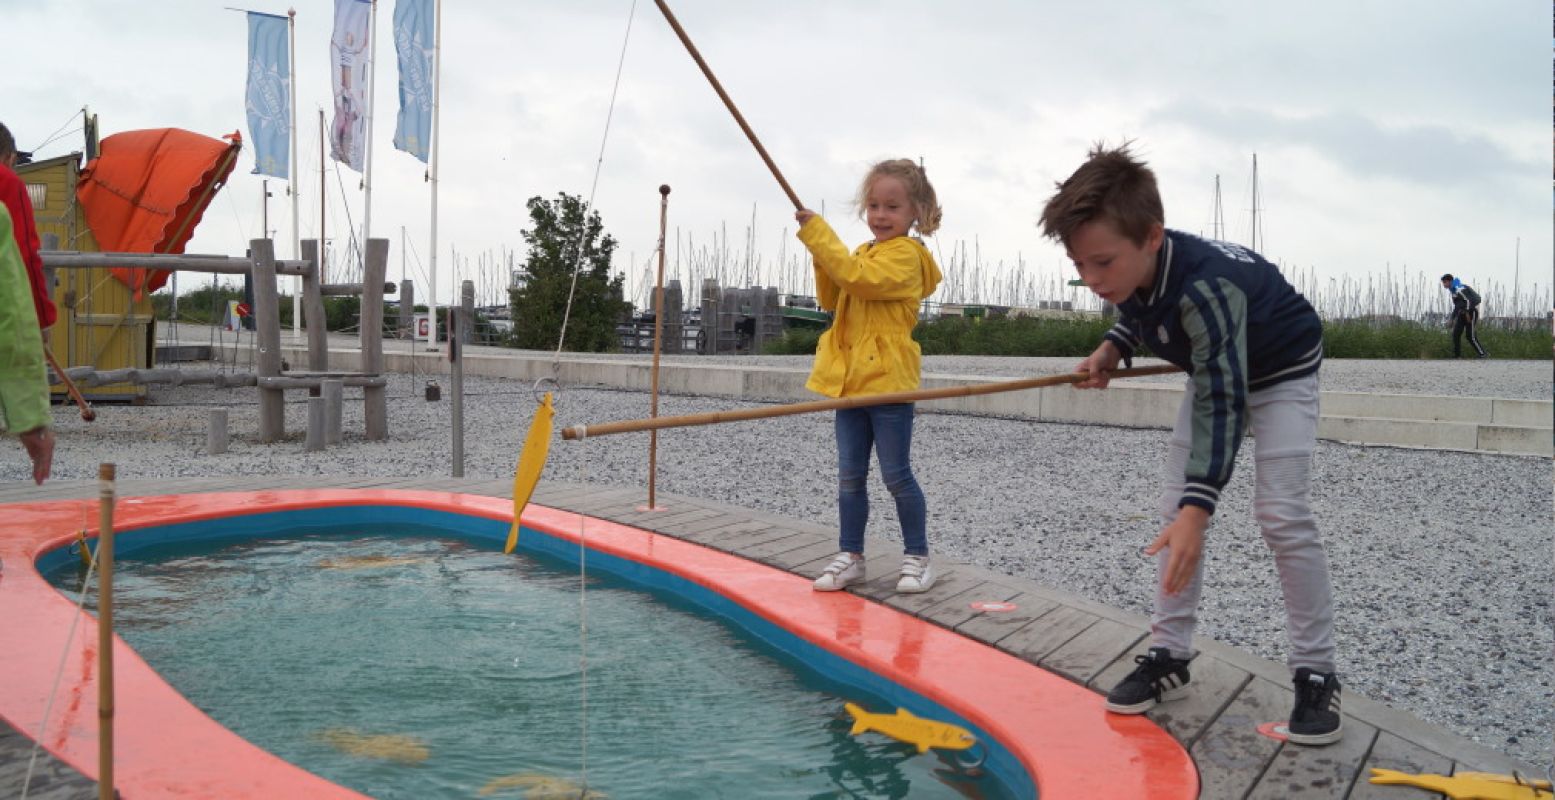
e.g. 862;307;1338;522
477;772;608;798
505;392;555;554
845;702;978;754
314;728;430;764
1369;768;1553;800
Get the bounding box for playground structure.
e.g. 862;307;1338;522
40;238;393;444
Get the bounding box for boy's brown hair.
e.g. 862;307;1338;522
1039;142;1163;248
855;158;943;237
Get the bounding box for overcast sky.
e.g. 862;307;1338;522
5;1;1550;313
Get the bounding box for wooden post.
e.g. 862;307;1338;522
648;185;670;510
207;408;229;455
398;279;414;339
322;379;344;445
301;239;329;371
450;280;473;477
361;238;388;440
96;462;116;800
251;239;285;442
305;397;327;452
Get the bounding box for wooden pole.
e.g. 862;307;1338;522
562;365;1182;440
648;185;670;509
44;345;95;421
652;0;803;211
96;462;116;800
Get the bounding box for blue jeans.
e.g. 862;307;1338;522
835;403;928;556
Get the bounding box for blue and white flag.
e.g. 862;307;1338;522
245;11;291;178
392;0;435;162
330;0;373;172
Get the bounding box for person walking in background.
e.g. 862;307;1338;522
1439;274;1487;359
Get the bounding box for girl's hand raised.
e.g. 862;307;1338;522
795;209;816;226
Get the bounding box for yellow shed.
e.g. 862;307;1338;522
19;152;151;402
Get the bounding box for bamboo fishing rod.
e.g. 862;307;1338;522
44;345;95;422
96;462;116;800
561;365;1182;440
647;184;670;510
653;0;804;210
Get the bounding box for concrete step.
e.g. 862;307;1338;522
229;342;1553;456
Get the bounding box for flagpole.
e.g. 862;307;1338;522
288;7;301;339
362;0;378;279
428;0;441;348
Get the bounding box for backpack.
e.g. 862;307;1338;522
1461;285;1481;308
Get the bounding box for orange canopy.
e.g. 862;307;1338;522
76;128;243;298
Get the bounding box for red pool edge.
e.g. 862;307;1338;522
0;489;1199;799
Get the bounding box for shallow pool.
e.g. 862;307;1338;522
48;525;1016;799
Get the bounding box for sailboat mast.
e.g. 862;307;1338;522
1250;153;1260;253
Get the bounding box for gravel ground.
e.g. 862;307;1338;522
11;358;1553;767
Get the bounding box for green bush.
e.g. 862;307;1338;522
1321;320;1553;359
763;328;822;355
913;315;1117;357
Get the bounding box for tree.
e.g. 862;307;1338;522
510;192;629;351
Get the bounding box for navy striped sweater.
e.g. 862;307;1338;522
1104;231;1323;514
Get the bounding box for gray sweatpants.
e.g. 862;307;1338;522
1150;373;1338;674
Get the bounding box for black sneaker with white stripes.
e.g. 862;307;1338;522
1105;647;1193;714
1287;668;1343;745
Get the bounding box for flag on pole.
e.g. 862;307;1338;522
329;0;373;172
245;11;291;178
392;0;434;162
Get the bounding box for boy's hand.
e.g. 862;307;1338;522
795;209;817;226
1074;340;1122;389
1145;506;1208;596
19;426;53;485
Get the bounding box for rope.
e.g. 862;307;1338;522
554;0;639;366
576;437;591;793
19;504;100;800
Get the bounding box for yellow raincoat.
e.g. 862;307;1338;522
798;216;942;398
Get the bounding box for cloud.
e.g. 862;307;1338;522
1147;100;1536;188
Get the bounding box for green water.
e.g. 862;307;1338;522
49;530;1013;799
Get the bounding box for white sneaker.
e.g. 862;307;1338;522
813;552;865;591
896;555;935;593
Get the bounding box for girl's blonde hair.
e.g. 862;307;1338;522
854;159;943;237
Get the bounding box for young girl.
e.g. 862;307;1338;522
793;159;943;594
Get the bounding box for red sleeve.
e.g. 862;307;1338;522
0;169;57;329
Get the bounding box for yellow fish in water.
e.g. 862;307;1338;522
477;772;607;799
844;702;978;754
1369;768;1553;799
316;555;430;570
315;728;430;764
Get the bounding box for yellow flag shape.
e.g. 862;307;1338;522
505;392;554;553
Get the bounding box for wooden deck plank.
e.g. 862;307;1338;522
918;580;1026;631
952;591;1063;647
1345;731;1451;800
1190;676;1295;799
1247;715;1378;799
876;566;987;614
733;530;830;561
700;526;799;557
1039;617;1147;686
0;719;95;799
759;538;841;571
993;605;1098;663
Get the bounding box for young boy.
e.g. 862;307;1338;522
1040;144;1342;746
